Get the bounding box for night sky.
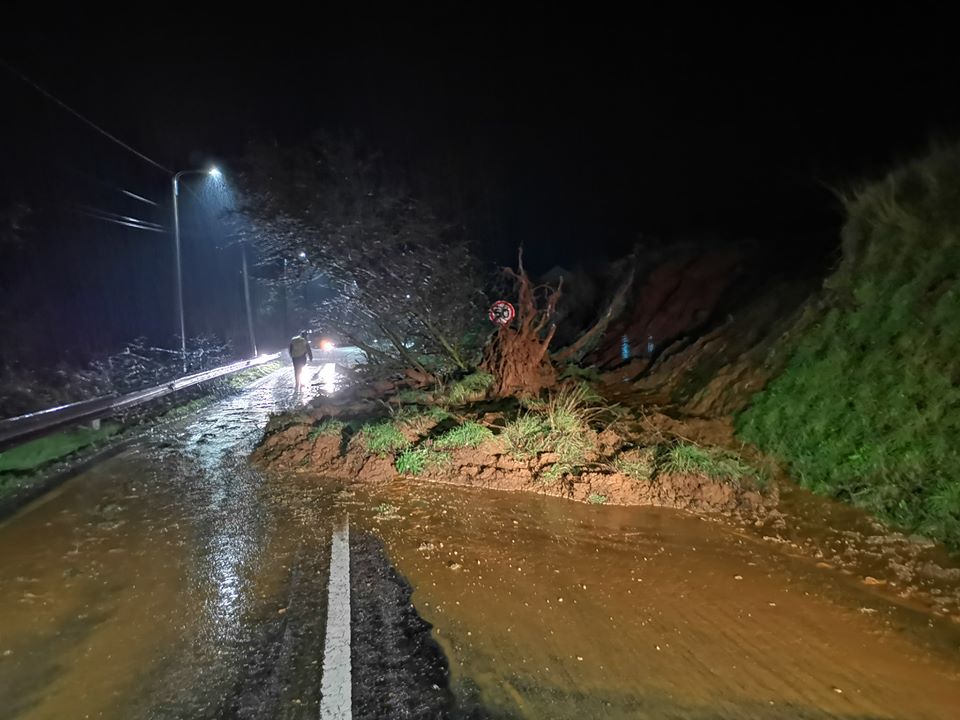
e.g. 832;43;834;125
3;10;960;362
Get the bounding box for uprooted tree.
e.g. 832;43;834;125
482;251;562;397
235;132;648;397
234;133;487;378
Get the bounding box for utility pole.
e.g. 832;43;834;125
241;243;257;357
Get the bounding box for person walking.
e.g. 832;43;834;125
289;331;313;393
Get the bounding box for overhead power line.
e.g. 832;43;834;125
122;189;160;207
1;57;173;176
76;204;168;233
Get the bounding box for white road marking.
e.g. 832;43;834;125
320;516;352;719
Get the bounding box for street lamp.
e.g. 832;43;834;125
171;166;220;371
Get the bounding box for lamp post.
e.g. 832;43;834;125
171;167;220;372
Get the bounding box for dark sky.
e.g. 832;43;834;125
6;12;960;257
2;9;960;359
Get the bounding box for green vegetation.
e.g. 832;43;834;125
502;414;550;459
587;493;608;505
374;503;397;516
309;419;345;440
502;384;600;480
433;422;493;450
394;406;450;435
394;446;452;475
738;145;960;547
573;379;604;404
358;421;411;455
394;388;430;404
0;423;121;474
663;442;759;486
443;371;494;404
612;448;657;481
226;361;282;389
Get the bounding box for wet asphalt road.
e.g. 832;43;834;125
0;364;345;719
3;358;960;719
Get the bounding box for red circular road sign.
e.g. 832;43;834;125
488;300;516;326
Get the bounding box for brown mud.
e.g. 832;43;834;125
252;420;771;519
254;403;960;637
333;478;960;719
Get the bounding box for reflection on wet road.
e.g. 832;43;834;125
0;364;338;719
2;353;960;719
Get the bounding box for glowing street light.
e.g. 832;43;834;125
171;166;222;371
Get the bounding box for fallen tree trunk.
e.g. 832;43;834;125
554;261;636;365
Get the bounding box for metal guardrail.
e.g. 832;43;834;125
0;353;282;450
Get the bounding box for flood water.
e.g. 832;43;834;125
2;362;960;719
347;481;960;718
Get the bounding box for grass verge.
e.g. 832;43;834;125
0;423;122;475
737;144;960;547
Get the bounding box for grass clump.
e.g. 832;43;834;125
358;421;411;456
394;446;452;476
502;384;601;481
587;493;608;505
663;442;758;486
443;371;494;404
433;422;494;450
393;406;450;435
612;448;657;481
394;388;430;404
308;419;345;440
501;414;550;459
737;145;960;547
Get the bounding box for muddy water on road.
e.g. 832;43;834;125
3;357;960;720
345;481;960;719
0;369;337;720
